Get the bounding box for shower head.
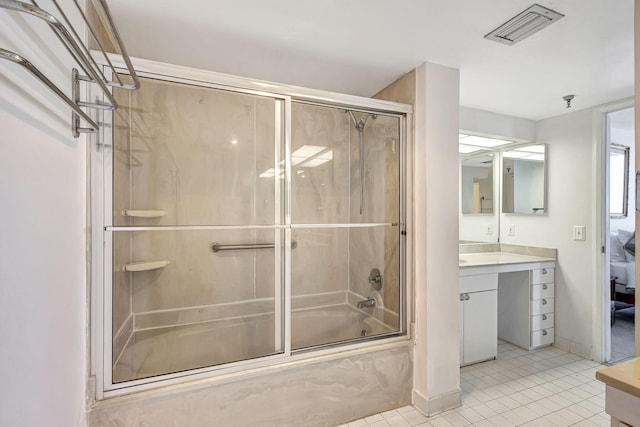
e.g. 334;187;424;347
346;110;377;131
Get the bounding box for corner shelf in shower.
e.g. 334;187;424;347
121;210;167;218
123;260;170;272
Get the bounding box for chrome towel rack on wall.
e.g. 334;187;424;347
0;0;140;137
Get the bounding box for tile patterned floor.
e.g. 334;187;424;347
338;341;609;427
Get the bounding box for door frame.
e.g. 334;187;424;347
595;98;635;364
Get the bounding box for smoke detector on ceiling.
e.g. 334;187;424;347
485;4;564;46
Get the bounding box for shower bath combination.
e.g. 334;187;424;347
93;62;409;395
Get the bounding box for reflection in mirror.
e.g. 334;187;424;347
502;144;546;214
461;152;494;214
610;144;629;218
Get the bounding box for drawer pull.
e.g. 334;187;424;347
542;330;548;336
542;299;547;305
542;284;548;290
542;314;547;320
541;268;547;274
460;294;464;301
465;294;470;301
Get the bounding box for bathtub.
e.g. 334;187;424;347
114;303;396;383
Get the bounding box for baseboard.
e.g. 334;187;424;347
554;336;592;359
412;388;461;416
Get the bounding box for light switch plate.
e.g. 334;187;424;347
486;224;493;235
573;225;586;241
507;224;515;236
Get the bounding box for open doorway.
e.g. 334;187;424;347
606;106;636;364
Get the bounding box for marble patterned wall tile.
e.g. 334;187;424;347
291;102;351;224
91;344;413;427
458;243;500;254
291;228;349;296
113;76;278;227
115;314;279;383
131;229;274;312
499;243;557;259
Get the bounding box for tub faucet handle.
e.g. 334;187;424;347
357;298;376;309
368;268;383;290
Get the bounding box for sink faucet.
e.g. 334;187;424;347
357;298;376;309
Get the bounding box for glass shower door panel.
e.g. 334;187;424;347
111;228;284;383
290;102;400;225
111;75;280;227
290;225;400;351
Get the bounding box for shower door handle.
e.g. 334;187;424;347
210;241;297;253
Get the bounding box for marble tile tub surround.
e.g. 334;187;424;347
459;243;557;259
112;76;277;227
115;296;399;382
90;343;413;427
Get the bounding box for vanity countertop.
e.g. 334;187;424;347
459;244;557;275
596;357;640;399
459;252;556;267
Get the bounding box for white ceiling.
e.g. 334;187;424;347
107;0;634;120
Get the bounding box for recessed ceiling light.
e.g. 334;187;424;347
459;135;509;148
459;144;483;154
485;4;564;46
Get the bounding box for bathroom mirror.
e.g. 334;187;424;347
461;152;495;214
501;144;546;214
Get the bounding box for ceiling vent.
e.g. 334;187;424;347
485;4;564;45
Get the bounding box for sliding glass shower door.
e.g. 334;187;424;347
101;71;407;391
108;75;286;382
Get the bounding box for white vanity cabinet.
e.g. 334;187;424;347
459;249;557;366
498;265;555;350
459;273;498;366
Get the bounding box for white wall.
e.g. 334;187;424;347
0;3;87;426
375;63;461;415
413;62;461;415
499;108;598;357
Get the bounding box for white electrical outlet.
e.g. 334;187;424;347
486;224;493;235
507;224;515;236
573;225;586;241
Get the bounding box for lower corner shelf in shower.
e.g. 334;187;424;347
123;260;170;272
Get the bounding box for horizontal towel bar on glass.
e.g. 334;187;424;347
210;241;298;253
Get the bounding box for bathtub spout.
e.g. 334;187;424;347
357;298;376;309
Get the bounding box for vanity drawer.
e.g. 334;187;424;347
459;273;498;293
530;298;554;316
531;328;554;347
531;313;554;331
531;268;554;284
531;283;554;300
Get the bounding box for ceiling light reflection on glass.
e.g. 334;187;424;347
291;145;326;165
301;149;333;167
